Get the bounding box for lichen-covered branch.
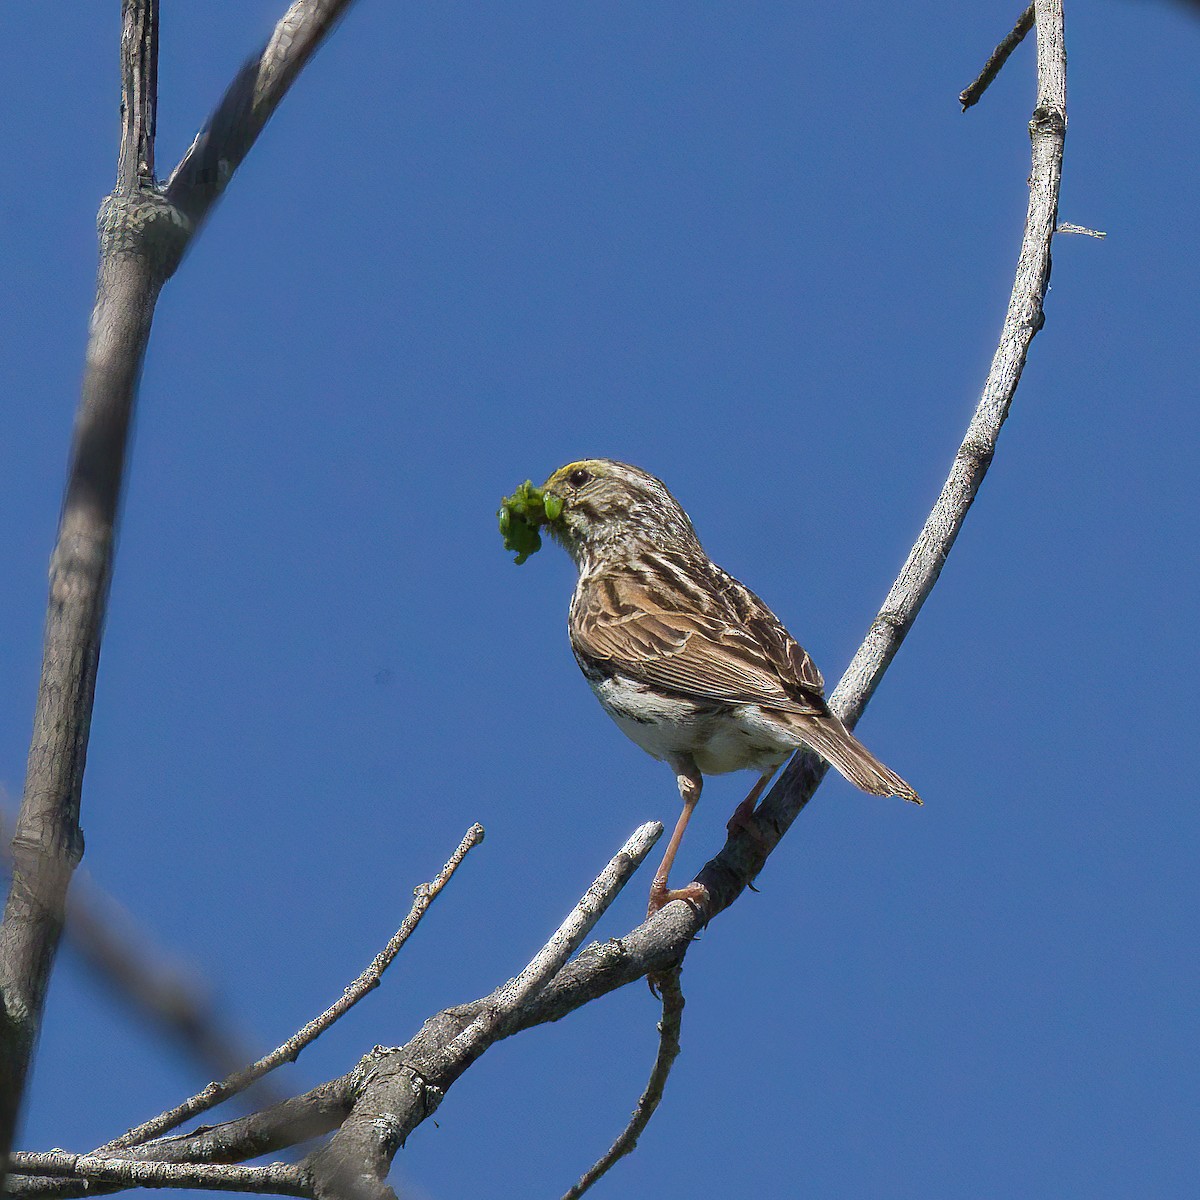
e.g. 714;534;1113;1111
10;1153;310;1197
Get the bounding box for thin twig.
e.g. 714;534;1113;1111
9;1153;310;1197
561;966;685;1199
306;823;662;1200
1056;221;1105;238
746;0;1069;866
104;824;484;1151
960;4;1035;110
449;821;660;1052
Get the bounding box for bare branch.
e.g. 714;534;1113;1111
830;0;1064;727
9;1153;310;1197
450;821;660;1050
960;4;1035;110
0;0;364;1170
733;0;1068;884
131;1082;352;1166
0;0;166;1167
4;1082;354;1200
561;966;685;1199
105;824;485;1152
306;823;662;1200
166;0;357;229
3;1082;352;1199
117;0;159;188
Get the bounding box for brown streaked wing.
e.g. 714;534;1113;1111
714;570;826;693
571;570;828;715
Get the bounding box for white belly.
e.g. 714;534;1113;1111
587;669;798;776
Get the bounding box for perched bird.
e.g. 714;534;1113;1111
534;459;921;916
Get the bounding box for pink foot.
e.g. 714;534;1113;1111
647;878;709;918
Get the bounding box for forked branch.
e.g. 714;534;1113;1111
304;823;662;1200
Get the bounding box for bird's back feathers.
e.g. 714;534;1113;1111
570;557;827;716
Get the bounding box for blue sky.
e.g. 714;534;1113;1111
2;3;1198;1197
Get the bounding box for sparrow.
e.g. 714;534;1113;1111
515;459;920;916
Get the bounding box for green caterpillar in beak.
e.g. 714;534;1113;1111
498;481;562;564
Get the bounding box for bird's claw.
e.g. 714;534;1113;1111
647;879;709;919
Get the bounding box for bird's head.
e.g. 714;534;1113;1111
539;459;702;572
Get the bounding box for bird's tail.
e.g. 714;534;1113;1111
794;713;922;805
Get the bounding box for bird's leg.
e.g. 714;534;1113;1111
647;762;709;918
726;767;779;837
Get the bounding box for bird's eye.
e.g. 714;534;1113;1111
568;467;592;488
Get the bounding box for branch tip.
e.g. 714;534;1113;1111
102;822;482;1151
960;3;1036;110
